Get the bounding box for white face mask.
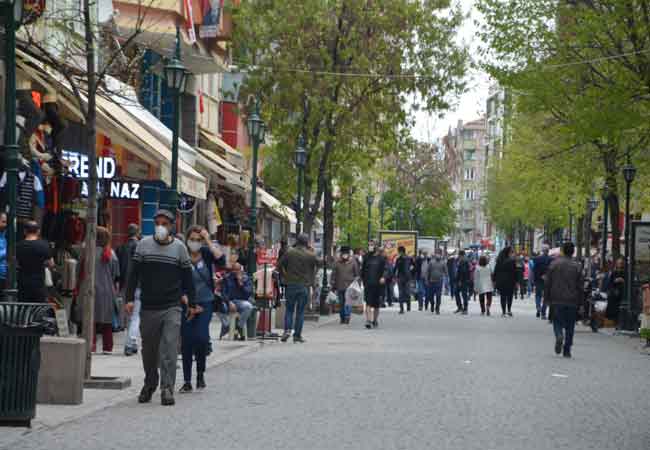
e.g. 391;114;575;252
188;241;202;253
154;225;169;241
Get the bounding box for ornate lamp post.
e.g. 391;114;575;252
366;192;375;243
621;159;637;330
294;134;307;234
246;101;266;277
601;183;609;271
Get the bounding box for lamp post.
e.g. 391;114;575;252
2;0;23;299
379;196;385;231
246;100;266;277
163;27;188;212
294;134;306;235
586;196;599;261
347;187;354;247
366;192;375;243
621;158;637;331
601;184;609;271
567;208;574;242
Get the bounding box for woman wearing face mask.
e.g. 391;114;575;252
179;226;225;393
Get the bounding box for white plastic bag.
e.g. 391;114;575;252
345;280;364;306
327;291;339;305
393;283;399;299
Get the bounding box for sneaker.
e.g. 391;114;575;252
161;388;175;406
365;321;372;329
454;309;462;314
372;320;378;328
555;337;563;355
280;332;290;342
293;336;306;343
502;313;507;318
179;383;193;394
536;311;541;318
563;349;571;358
541;314;547;320
124;346;138;357
197;374;206;390
462;310;468;315
480;311;485;316
399;310;405;315
507;312;513;317
486;310;491;316
138;385;155;403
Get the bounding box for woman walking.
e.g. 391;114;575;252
494;246;517;317
180;226;224;393
473;255;494;316
92;227;120;353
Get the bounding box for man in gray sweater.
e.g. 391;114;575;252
544;242;583;358
426;250;448;315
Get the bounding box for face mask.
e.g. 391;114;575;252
154;225;169;241
342;254;350;260
188;241;202;253
368;246;375;252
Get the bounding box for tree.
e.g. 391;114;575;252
476;0;650;257
233;0;468;255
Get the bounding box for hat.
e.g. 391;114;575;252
127;223;139;237
340;246;351;254
154;209;175;223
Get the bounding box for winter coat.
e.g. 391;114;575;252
473;265;494;295
94;248;120;324
331;258;360;292
494;257;517;293
361;252;387;287
426;259;448;284
544;256;583;307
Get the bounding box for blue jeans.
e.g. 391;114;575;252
232;299;254;330
455;283;469;311
337;290;351;320
535;280;547;315
285;284;309;337
417;280;427;309
552;304;577;351
430;281;443;311
181;301;213;383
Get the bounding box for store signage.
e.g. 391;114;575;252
62;150;140;200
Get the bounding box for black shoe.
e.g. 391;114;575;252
507;312;513;317
536;311;541;318
179;383;193;394
138;385;156;403
197;374;206;390
563;349;571;358
555;337;563;355
340;318;346;324
206;342;213;356
462;310;468;315
481;311;485;316
161;388;175;406
365;321;372;329
418;307;423;311
399;310;405;315
372;320;378;328
280;332;290;342
541;314;547;320
436;309;440;315
293;336;305;343
454;309;462;314
486;310;490;316
124;346;138;357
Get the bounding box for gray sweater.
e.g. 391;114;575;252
426;259;448;283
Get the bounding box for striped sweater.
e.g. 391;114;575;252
126;236;196;309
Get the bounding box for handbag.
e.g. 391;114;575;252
191;257;222;310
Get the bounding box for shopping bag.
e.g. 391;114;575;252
393;283;399;299
345;280;364;306
327;291;339;305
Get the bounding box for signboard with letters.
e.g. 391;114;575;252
379;230;418;262
631;221;650;284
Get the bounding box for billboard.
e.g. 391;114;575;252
418;236;438;255
631;222;650;284
379;231;418;261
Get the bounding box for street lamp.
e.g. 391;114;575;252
163;27;187;209
246;100;266;277
347;187;355;247
601;183;609;271
294;134;307;235
621;158;637;330
2;0;25;299
366;192;375;243
585;196;599;260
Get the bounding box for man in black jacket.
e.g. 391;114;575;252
361;241;386;328
455;251;471;314
394;246;413;314
117;223;140;356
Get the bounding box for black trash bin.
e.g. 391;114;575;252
0;302;52;428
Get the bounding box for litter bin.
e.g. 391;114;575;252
247;307;258;339
0;302;52;427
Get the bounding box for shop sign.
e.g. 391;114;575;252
178;194;196;213
63;150;140;200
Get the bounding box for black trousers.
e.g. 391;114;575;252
500;289;514;314
398;281;411;311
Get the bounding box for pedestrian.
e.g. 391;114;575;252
0;213;7;296
426;250;448;315
544;242;583;358
515;254;525;299
494;246;517;317
125;209;196;406
415;250;425;310
447;253;457;299
16;220;53;302
601;257;625;324
331;246;360;324
418;251;430;311
117;223;141;356
474;255;494;316
394;246;413;314
361;241;386;327
533;245;553;319
221;263;254;339
277;233;321;343
469;258;478;302
384;256;395;307
179;226;225;393
454;251;471;314
525;256;533;298
89;227;120;354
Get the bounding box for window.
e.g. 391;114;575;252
465;190;476;201
464;130;475;139
464;150;475;161
464;168;475;180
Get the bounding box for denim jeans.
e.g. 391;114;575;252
552;304;577;351
455;283;469;311
285;284;309;337
417;280;427;309
535;280;547;315
430;281;443;311
398;280;411;311
181;301;213;383
337;290;351;320
232;299;254;330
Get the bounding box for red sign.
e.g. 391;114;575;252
23;0;46;25
256;248;277;266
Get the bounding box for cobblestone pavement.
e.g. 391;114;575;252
4;296;650;450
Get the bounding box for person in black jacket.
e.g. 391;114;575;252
361;241;386;328
394;246;413;314
455;251;471;314
494;246;517;317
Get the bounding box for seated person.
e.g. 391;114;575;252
221;263;254;340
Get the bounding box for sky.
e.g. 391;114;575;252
411;0;491;143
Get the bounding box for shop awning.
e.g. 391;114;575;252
257;188;297;225
196;147;247;193
198;127;246;171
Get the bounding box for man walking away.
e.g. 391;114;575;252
117;223;140;356
415;250;425;310
331;246;359;324
126;210;196;406
533;245;553;319
394;246;413;314
455;251;471;315
361;241;386;328
16;221;53;303
447;254;457;299
277;233;321;343
427;250;448;315
544;242;583;358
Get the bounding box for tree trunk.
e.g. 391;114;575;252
576;216;584;260
324;177;334;258
608;192;621;260
82;0;98;380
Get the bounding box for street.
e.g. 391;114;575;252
4;297;650;450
